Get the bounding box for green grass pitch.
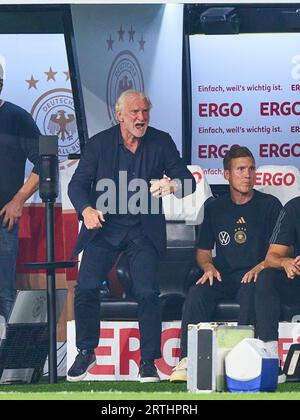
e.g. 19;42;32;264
0;380;299;400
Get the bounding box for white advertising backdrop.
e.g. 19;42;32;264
67;320;300;381
0;33;79;203
71;4;183;152
190;33;300;183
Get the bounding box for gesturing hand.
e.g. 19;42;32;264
82;207;105;230
150;178;177;198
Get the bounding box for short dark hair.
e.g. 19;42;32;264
223;145;255;171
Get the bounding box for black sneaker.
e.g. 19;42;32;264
67;350;96;382
139;360;160;383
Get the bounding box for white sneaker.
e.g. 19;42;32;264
169;357;187;382
278;368;287;385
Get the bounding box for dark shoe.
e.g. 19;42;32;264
139;360;160;383
67;350;96;382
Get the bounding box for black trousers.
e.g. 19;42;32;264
180;270;256;358
75;232;161;360
255;268;300;342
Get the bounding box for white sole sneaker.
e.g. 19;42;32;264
67;360;96;382
169;357;188;382
278;373;287;385
169;370;187;382
140;377;160;383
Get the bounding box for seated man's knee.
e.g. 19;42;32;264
256;268;279;292
186;285;199;300
184;284;208;308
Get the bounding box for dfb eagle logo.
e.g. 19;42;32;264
48;110;77;141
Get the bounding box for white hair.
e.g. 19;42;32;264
115;89;152;115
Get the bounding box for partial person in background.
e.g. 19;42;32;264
170;146;282;383
0;63;40;319
255;196;300;384
67;89;196;382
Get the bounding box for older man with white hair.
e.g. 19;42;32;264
67;89;196;382
0;63;40;319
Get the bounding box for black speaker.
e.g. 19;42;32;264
39;136;59;202
200;8;240;35
283;343;300;382
39;135;58;156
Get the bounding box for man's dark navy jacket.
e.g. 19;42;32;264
68;125;196;257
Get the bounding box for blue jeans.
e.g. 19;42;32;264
0;220;18;320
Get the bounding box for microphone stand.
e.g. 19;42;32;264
45;198;57;384
26;137;75;384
